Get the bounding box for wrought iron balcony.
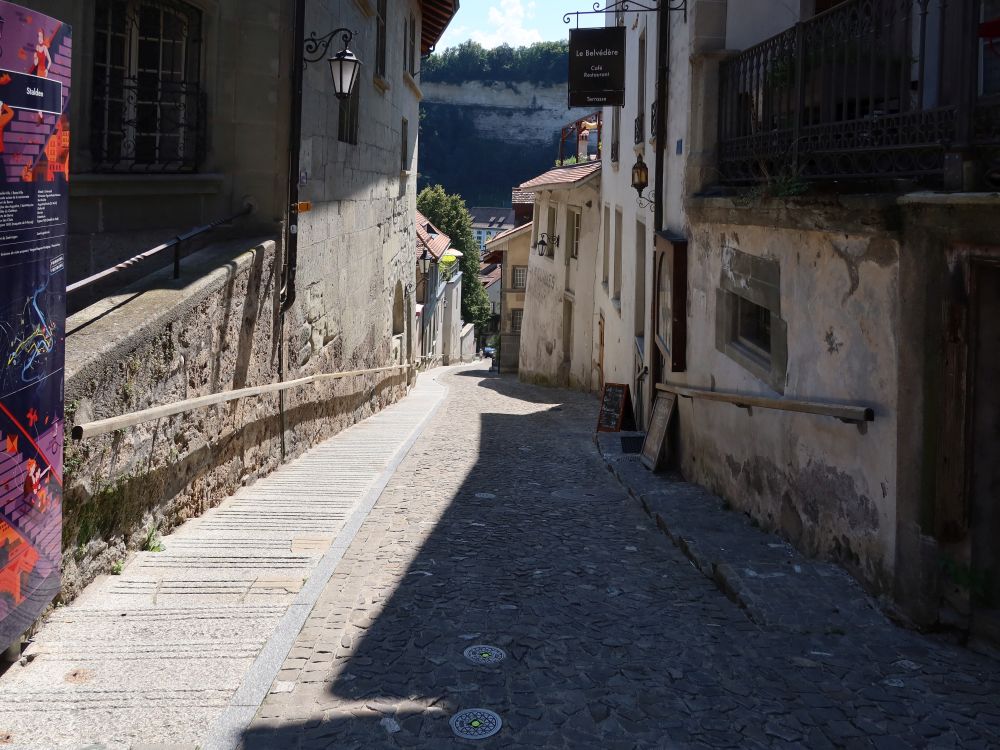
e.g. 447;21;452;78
634;112;645;145
717;0;995;187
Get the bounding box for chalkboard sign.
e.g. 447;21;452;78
597;383;632;433
642;393;677;471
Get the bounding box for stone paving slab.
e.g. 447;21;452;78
0;369;452;749
596;431;890;635
244;367;1000;749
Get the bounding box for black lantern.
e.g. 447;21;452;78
418;246;432;276
534;232;559;256
631;154;649;196
329;46;362;100
304;27;361;100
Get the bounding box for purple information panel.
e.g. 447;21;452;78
0;3;71;650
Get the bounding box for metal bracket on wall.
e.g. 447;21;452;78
563;0;687;26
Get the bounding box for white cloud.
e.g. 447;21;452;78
470;0;543;49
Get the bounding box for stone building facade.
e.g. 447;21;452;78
518;0;1000;639
483;221;532;374
37;0;458;606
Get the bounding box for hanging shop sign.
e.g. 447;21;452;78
568;26;626;108
0;3;71;652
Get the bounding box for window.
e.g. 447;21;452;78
566;209;581;259
401;118;409;171
715;248;787;393
91;0;204;172
407;13;418;76
613;208;623;302
611;107;620;163
376;0;387;78
602;205;610;286
546;205;557;258
511;308;524;334
634;221;646;336
512;266;527;290
735;297;771;358
636;32;646;144
338;82;360;144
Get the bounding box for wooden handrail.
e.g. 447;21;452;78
72;364;413;441
655;381;874;425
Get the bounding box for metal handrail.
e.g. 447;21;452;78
655;381;874;425
67;203;253;295
72;363;413;441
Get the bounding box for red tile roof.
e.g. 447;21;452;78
481;266;501;288
485;221;532;247
519;161;601;192
416;210;451;260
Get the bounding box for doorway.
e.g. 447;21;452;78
970;263;1000;639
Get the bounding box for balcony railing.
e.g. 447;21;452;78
717;0;992;186
558;111;602;166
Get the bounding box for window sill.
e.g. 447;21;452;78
403;72;423;100
373;74;391;94
71;172;225;198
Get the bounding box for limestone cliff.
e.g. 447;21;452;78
419;80;574;206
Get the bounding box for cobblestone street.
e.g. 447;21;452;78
243;365;1000;750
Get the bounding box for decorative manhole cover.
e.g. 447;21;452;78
463;644;506;665
475;492;496;499
450;708;502;739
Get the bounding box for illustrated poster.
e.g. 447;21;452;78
0;3;71;651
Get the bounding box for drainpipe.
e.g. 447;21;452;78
282;0;305;314
278;0;306;459
653;0;670;233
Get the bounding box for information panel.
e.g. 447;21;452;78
568;26;626;108
0;4;71;651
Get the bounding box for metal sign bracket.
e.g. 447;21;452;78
563;1;688;26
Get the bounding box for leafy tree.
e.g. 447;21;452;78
423;40;569;85
417;185;492;332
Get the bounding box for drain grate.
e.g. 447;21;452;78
620;436;645;454
464;644;506;665
450;708;502;739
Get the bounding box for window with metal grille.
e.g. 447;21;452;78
567;209;581;259
91;0;204;172
339;83;359;144
376;0;388;78
512;266;527;290
511;308;524;334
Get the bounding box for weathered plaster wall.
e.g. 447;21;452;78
519;182;601;390
681;197;901;593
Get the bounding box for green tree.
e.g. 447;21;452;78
417;184;492;332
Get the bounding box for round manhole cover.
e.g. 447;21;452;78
551;489;601;501
463;644;506;665
475;492;496;500
450;708;502;739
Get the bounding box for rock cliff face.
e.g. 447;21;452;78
419;81;575;206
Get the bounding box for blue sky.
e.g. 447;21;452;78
437;0;606;50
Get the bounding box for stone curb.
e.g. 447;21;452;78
597;440;770;627
594;432;889;636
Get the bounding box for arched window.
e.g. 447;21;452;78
91;0;204;172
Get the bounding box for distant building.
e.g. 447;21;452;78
469;207;516;254
416;211;465;366
511;189;535;227
484;222;532;373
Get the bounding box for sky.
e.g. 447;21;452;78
436;0;606;51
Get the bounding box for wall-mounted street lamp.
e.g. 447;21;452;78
418;245;432;276
304;27;362;100
631;154;655;211
533;233;560;256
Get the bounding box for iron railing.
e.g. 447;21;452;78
718;0;982;185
